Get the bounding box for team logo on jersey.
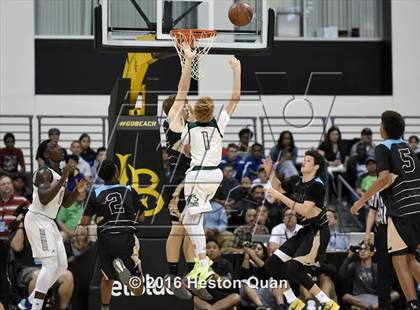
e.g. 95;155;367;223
186;194;199;208
116;153;164;217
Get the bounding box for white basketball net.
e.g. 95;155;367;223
170;29;217;81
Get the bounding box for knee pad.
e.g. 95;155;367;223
286;260;315;291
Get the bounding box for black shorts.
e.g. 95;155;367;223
276;226;330;266
387;217;420;255
162;172;186;222
98;232;142;280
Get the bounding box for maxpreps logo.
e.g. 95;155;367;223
112;275;174;296
117;116;158;131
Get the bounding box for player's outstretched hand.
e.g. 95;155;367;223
351;199;364;215
75;178;89;193
229;57;241;72
182;42;196;61
261;155;274;176
266;187;282;201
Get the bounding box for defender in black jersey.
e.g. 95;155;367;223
160;42;198;301
80;160;145;310
352;111;420;309
264;150;339;310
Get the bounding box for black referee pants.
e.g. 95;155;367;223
375;223;394;310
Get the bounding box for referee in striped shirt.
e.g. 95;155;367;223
365;192;399;310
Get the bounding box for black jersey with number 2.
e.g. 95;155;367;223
83;184;143;235
375;139;420;223
281;175;328;228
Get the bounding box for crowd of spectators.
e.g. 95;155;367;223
1;125;419;310
0;129;105;310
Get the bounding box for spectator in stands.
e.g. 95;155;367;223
326;209;349;252
36;129;67;167
70;226;90;259
356;157;377;197
226;208;269;254
269;131;299;179
91;147;106;187
240;242;288;309
48;128;67;159
235;175;253;202
204;201;233;249
238;128;253;157
65;155;85;192
79;133;96;167
219;143;244;181
194;240;240;310
13;174;32;202
253;167;271;188
214;164;241;206
256;205;272;232
9;209;74;310
229;185;265;228
57;190;86;240
318;126;348;173
253;167;277;204
0;133;25;178
70;140;92;181
0;175;30;240
346;142;368;188
268;209;302;255
408;135;420;160
339;242;399;309
350;128;376;158
243;143;264;180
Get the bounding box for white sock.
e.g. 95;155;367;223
31;298;45;310
315;291;331;303
283;288;297;303
28;291;35;303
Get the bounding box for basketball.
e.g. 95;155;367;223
228;2;253;27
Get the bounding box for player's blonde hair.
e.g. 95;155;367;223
194;97;214;122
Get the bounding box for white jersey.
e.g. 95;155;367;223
29;167;66;219
181;109;230;167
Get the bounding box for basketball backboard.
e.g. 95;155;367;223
95;0;274;54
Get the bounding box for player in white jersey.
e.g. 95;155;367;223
181;57;241;285
22;140;88;310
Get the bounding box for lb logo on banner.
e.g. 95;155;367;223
116;153;164;217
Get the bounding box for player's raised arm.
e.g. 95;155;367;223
261;155;285;193
168;42;196;132
62;178;89;208
351;171;395;215
224;57;241;116
36;166;68;206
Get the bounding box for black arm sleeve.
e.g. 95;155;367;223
375;144;390;173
